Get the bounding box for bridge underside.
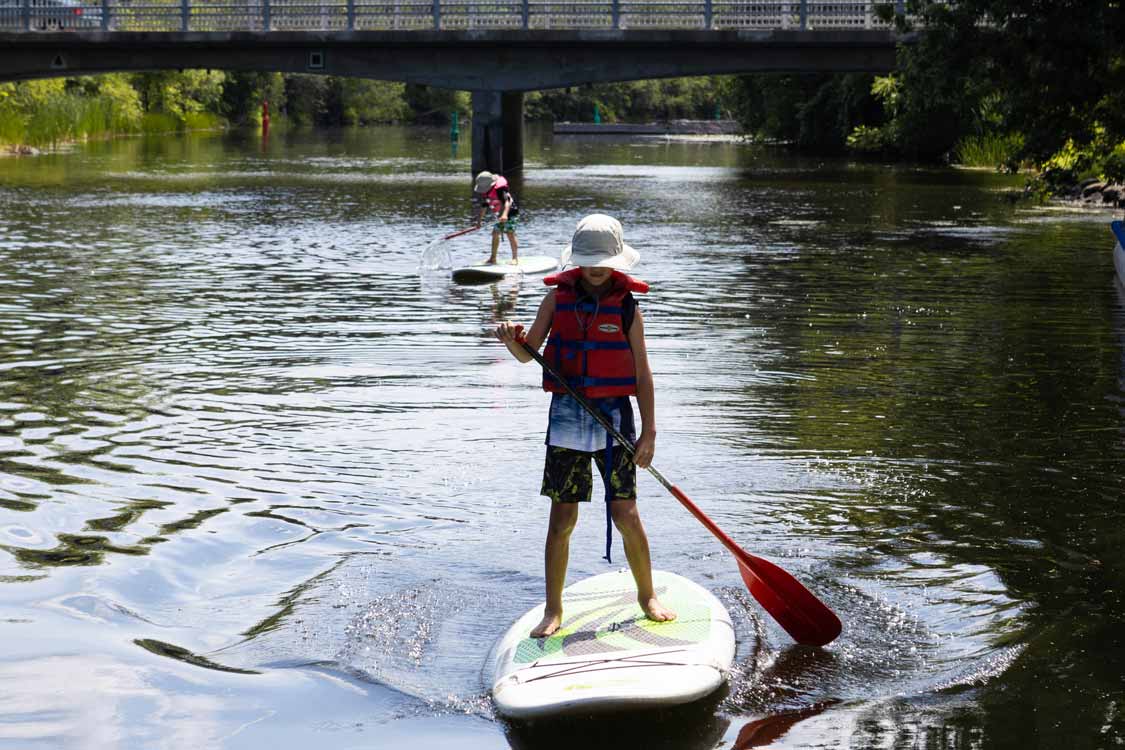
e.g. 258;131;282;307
0;29;902;175
0;30;900;89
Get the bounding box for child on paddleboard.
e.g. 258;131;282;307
474;171;520;265
495;214;676;638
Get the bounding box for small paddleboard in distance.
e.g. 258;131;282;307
489;570;735;719
452;255;557;284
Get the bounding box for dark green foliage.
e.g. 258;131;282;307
1103;144;1125;184
721;0;1125;187
283;74;332;127
897;0;1125;175
525;78;727;123
890;8;981;161
402;84;469;123
222;72;286;125
726;73;880;154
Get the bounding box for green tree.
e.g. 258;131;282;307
888;0;1125;167
222;72;286;125
525;78;728;123
726;73;880;153
402;84;469;123
132;70;226;121
283;74;331;127
338;79;412;125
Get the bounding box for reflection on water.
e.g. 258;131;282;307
505;692;730;750
1;126;1123;749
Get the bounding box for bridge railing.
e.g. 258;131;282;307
0;0;912;32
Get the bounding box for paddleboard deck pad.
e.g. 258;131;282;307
452;255;557;284
489;570;735;719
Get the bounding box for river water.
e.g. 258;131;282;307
0;125;1122;749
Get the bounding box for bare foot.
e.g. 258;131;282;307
640;597;676;623
485;258;498;265
530;609;562;638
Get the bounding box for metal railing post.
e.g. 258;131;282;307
798;0;806;29
263;0;271;30
521;0;528;29
703;0;711;29
610;0;619;29
432;0;440;29
181;0;189;31
346;0;354;29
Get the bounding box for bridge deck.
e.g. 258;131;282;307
0;0;912;33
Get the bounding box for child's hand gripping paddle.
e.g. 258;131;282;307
520;341;842;647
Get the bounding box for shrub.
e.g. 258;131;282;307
952;132;1025;168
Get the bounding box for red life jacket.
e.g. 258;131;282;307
542;268;650;398
484;176;510;215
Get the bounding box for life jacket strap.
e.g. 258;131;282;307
556;302;624;315
547;335;631;352
546;374;637;388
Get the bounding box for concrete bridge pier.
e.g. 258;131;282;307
471;90;524;177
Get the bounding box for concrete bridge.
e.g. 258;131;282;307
0;0;913;173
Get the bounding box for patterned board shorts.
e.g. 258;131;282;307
541;444;636;504
493;216;519;234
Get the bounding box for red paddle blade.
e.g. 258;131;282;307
737;555;841;647
664;483;841;646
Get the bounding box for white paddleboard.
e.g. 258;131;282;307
489;570;735;719
452;255;557;284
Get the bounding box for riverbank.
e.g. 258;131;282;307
1058;178;1125;208
553;119;741;135
0;119;240;157
1;144;41;156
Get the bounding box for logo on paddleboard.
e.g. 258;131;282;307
598;324;620;333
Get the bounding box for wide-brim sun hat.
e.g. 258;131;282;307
474;171;495;193
560;213;640;271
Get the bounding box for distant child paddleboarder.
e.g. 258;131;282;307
495;214;676;638
474;171;520;265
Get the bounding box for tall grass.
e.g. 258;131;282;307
2;94;144;147
140;112;181;134
0;79;227;149
140;111;225;134
0;107;27;145
953;132;1025;168
181;111;225;132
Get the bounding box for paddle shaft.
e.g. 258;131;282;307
443;225;481;241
